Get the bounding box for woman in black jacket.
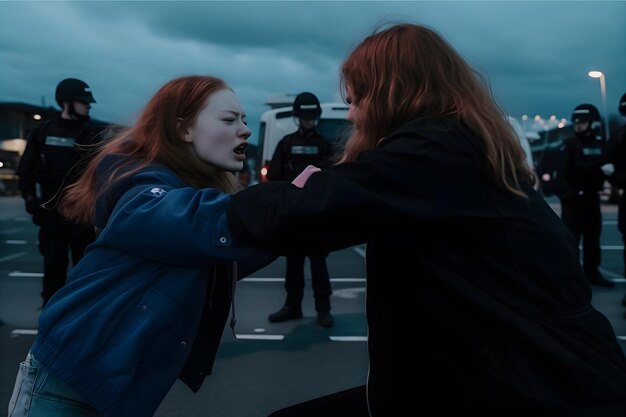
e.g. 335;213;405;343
227;24;626;416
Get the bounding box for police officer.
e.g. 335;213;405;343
266;92;335;327
17;78;105;306
604;93;626;303
561;103;614;287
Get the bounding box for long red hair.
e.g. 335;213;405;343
61;75;239;225
340;24;534;197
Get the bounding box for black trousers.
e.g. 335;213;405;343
284;253;332;311
36;210;95;305
618;193;626;277
266;385;626;417
560;192;602;273
268;386;368;417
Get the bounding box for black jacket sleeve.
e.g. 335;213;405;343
228;163;380;254
227;133;466;254
606;126;626;188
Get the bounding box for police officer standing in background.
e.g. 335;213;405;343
561;103;614;287
17;78;105;306
266;92;335;327
604;93;626;304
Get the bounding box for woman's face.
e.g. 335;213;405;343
186;89;251;172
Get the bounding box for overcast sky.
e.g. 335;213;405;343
1;1;625;143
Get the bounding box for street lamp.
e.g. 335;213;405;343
588;70;610;140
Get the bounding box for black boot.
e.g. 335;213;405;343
316;311;334;327
268;306;303;323
586;269;615;288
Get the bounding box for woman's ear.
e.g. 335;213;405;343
177;118;193;143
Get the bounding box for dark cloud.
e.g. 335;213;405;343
1;1;624;143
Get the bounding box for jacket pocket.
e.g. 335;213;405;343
8;358;39;416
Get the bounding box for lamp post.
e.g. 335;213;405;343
588;70;609;140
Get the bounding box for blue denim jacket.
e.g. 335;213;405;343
31;160;273;416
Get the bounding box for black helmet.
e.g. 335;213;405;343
619;92;626;117
571;103;600;124
55;78;96;107
293;92;321;120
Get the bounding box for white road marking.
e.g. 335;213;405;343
243;277;365;283
6;240;27;244
598;268;625;282
9;271;43;277
233;334;368;341
618;336;626;341
11;329;38;337
0;252;26;263
353;247;366;258
329;336;367;342
331;278;366;282
334;287;366;299
243;278;284;282
235;334;284;340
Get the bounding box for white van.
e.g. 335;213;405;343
256;102;352;182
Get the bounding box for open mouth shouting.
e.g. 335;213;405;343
234;142;248;160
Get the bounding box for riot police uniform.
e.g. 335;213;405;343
267;128;332;182
561;103;613;287
17;78;105;305
605;93;626;303
266;92;335;327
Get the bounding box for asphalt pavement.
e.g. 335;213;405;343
1;195;626;417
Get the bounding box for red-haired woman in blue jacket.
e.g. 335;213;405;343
8;76;273;417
